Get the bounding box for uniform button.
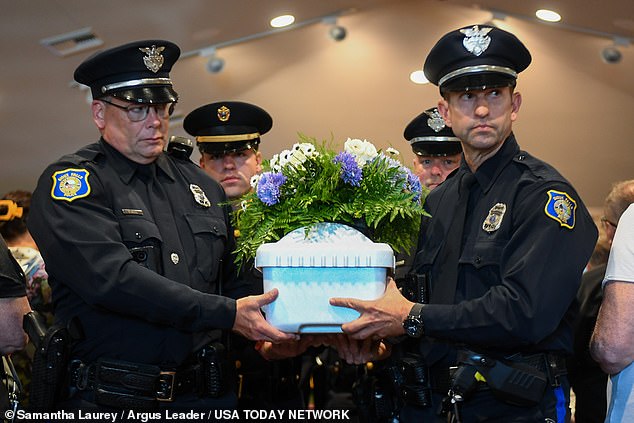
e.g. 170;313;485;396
475;256;482;265
518;154;525;161
171;253;179;264
135;232;142;239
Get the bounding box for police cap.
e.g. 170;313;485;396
184;101;273;155
74;40;180;103
423;25;531;93
404;107;462;157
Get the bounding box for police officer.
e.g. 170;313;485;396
406;107;462;192
28;40;295;410
331;24;598;421
185;101;270;207
184;101;307;410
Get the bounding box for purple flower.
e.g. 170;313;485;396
334;152;362;186
256;172;286;206
404;167;422;202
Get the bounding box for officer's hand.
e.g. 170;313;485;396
329;278;414;340
326;334;392;365
234;288;298;343
255;335;319;360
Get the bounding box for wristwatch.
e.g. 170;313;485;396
403;303;425;338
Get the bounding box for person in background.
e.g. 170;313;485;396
0;191;51;317
590;182;634;423
407;107;462;192
1;190;52;406
569;180;634;423
28;39;294;410
184;101;309;410
331;24;597;421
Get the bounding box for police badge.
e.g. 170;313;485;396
460;25;493;56
217;105;230;122
139;45;165;73
189;184;211;207
483;203;506;233
51;168;91;202
424;108;446;132
544;190;577;229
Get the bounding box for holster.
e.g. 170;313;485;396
453;350;565;407
396;273;429;304
23;311;71;411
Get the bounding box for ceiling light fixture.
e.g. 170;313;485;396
535;9;561;23
322;16;347;41
180;9;353;73
270;14;295;28
409;70;429;85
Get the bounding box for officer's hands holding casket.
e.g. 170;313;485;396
234;288;299;343
330;277;414;340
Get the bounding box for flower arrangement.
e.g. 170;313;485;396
233;134;428;265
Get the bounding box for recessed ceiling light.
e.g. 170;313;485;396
410;70;429;84
270;15;295;28
535;9;561;23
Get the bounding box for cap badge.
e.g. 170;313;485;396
51;168;91;202
424;109;446;132
461;25;493;56
217;105;230;122
483;203;506;233
544;190;576;229
189;184;211;207
138;45;165;73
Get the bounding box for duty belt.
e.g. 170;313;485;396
70;355;225;409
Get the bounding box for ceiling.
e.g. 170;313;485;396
1;0;633;210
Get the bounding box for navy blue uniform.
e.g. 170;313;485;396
28;139;250;367
408;135;597;421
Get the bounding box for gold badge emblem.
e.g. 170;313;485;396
483;203;506;233
217;105;230;122
139;45;165;73
461;25;493;56
189;184;211;207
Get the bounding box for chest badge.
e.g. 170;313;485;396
544;190;576;229
483;203;506;233
51;168;91;202
189;184;211;207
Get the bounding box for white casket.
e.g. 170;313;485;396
255;222;394;333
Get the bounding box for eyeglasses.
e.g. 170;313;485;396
101;99;175;122
601;216;617;229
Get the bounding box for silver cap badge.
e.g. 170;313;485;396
189;184;211;207
461;25;493;56
139;45;165;73
424;108;446;132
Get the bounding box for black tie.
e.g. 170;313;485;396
138;163;189;283
430;172;476;304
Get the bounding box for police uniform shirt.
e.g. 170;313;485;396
0;236;26;298
414;134;597;358
28;138;250;366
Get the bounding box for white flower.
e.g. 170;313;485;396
294;142;318;158
278;149;293;168
250;174;261;188
386;147;400;156
241;200;248;211
345;138;378;166
270;154;281;172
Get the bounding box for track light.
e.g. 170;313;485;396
200;47;225;73
323;16;347;42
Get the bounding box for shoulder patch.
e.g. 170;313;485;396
51;168;91;202
544;190;577;229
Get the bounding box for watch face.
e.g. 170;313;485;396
404;317;423;337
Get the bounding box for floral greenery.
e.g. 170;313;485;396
232;134;428;266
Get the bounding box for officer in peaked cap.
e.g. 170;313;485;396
423;24;531;94
404;107;462;191
74;39;180;103
28;40;294;410
184;101;272;203
330;24;598;423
